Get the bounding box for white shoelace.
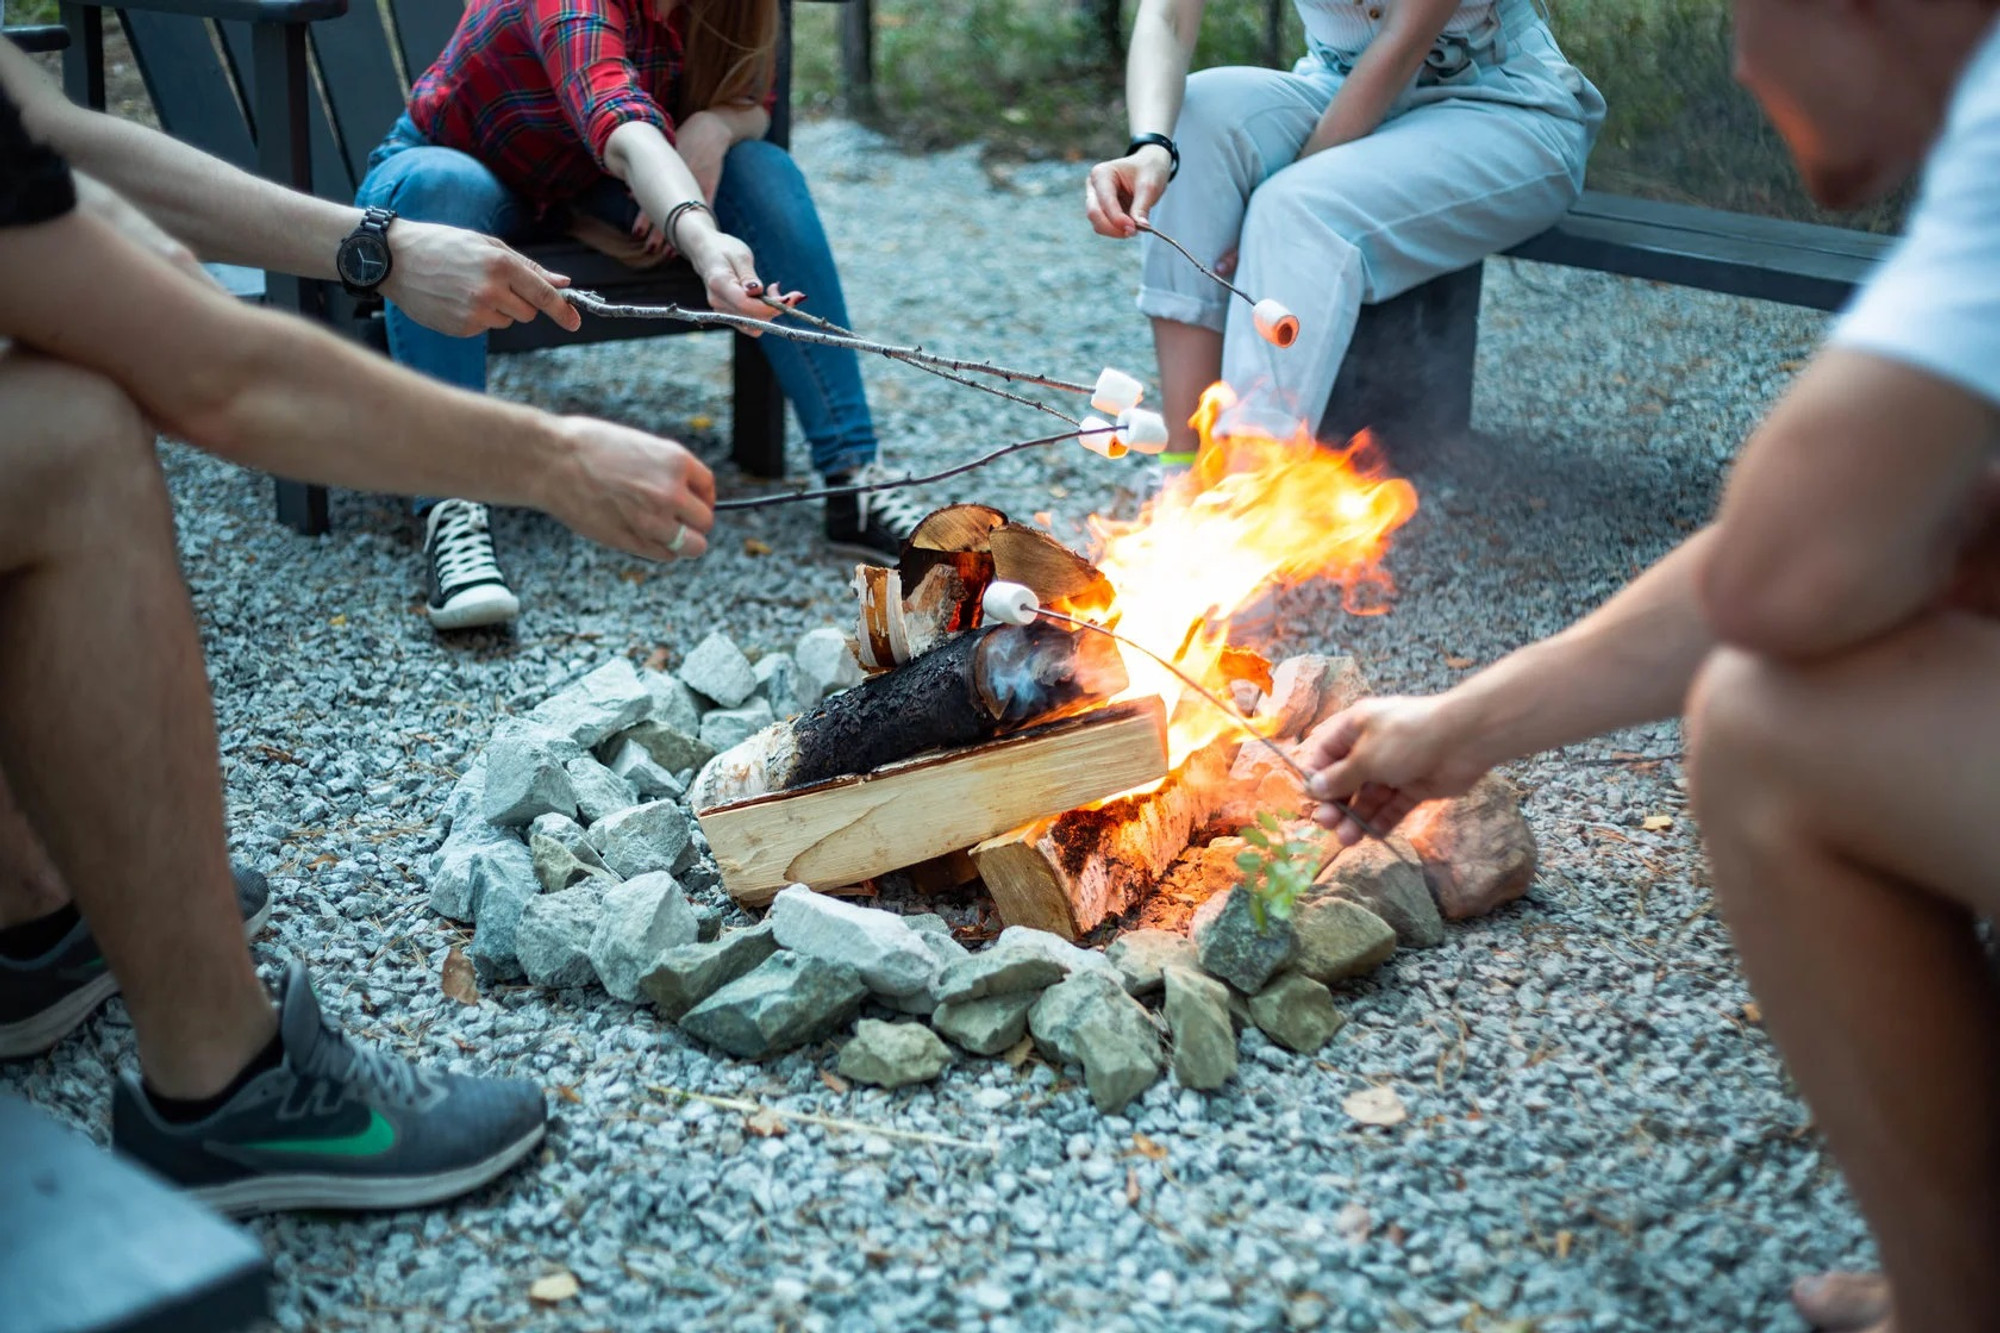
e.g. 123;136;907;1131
847;462;931;541
429;500;505;593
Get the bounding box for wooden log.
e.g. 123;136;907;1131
697;699;1170;906
691;622;1127;810
970;739;1236;940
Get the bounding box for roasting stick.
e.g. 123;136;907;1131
712;424;1121;512
980;581;1395;850
1134;221;1300;348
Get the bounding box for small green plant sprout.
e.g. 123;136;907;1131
1235;811;1323;933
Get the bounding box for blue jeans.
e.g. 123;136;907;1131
355;114;880;504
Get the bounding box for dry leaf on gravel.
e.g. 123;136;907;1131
746;1107;788;1137
1444;655;1476;669
819;1070;850;1095
643;646;671;673
553;1085;582;1105
1343;1086;1408;1127
529;1271;580;1304
440;946;479;1006
1742;1001;1763;1024
1642;814;1674;831
1002;1035;1034;1069
1125;1166;1141;1206
743;538;773;557
1128;1134;1168;1161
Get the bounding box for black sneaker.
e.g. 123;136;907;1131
113;958;546;1216
423;499;520;631
823;461;933;565
0;865;272;1059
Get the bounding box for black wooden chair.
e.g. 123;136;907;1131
56;0;841;534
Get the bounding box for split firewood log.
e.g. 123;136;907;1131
691;621;1129;810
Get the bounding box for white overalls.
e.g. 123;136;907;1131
1138;0;1606;429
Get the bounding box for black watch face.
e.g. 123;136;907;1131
338;234;392;289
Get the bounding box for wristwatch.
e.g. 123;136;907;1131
336;206;397;296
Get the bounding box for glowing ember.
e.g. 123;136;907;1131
1070;383;1419;764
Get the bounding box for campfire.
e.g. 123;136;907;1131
692;385;1419;940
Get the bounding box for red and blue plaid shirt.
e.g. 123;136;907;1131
408;0;688;208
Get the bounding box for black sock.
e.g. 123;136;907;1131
145;1028;284;1125
0;903;81;961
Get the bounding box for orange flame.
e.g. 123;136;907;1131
1075;383;1419;764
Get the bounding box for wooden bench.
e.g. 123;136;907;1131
55;0;841;535
1322;190;1902;445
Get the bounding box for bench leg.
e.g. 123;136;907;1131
1320;260;1483;448
731;332;788;478
275;480;329;536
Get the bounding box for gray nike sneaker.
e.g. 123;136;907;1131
112;958;546;1216
0;865;271;1059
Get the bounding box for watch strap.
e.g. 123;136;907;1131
1126;133;1179;181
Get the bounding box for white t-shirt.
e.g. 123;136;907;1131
1831;18;2000;408
1296;0;1498;57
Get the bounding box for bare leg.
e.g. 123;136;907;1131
0;352;273;1096
1687;615;2000;1333
1152;317;1222;458
1793;1271;1893;1331
0;768;67;928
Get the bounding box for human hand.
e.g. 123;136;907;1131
73;172;213;286
683;224;780;322
676;111;732;204
380;221;581;337
1085;146;1172;238
1301;695;1491;845
544;417;716;562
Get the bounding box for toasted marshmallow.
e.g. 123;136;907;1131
1252;298;1300;348
1078;415;1128;460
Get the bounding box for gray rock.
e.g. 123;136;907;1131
531;832;617;896
993;926;1120;983
679;631;757;708
679;952;868;1059
1398;774;1538;921
564;755;639;825
933;947;1069;1006
480;721;580;827
837;1018;953;1088
529;658;652;748
1323;838;1445;949
1106;929;1199;998
639;923;778;1021
587;800;693;880
768;884;939;998
1247;973;1346;1055
435;753;489;840
1162;965;1237;1090
1256;655;1369;742
795;626;863;699
1290;895;1397;986
753;651;810;718
588;872;699;1002
1028;970;1163;1114
932;991;1038;1056
640;669;705;733
1191;887;1297;994
515;887;605;989
467;864;539;982
429;820;531;922
527;811;601;863
698;698;776;753
604;737;685;801
617;720;717;778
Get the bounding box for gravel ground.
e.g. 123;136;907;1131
2;122;1873;1331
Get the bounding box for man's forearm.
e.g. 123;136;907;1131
1438;529;1717;767
1;208;568;506
1;42;360;278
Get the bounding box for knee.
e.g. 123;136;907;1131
371;152;505;228
0;356;158;524
1685;646;1812;852
1242;177;1363;267
719;140;811;212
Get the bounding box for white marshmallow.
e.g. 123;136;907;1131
1090;367;1145;415
1116;407;1170;454
1252;298;1300;348
1077;416;1128;460
981;580;1042;627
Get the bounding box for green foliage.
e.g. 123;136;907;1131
1234;810;1320;933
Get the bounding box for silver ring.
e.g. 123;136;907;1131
668;523;688;555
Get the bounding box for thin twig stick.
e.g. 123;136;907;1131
1136;220;1256;308
648;1085;999;1152
564;288;1097;396
713;425;1112;511
773;300;1079;426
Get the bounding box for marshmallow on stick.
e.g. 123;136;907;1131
1137;220;1303;348
1077;415;1128;460
1116;407;1170;454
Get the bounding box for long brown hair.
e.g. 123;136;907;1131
675;0;780;119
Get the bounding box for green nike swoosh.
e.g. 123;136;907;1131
242;1108;396;1157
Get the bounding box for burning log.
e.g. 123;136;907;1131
691;621;1128;811
696;698;1170;905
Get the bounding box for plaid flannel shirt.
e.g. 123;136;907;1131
407;0;687;209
